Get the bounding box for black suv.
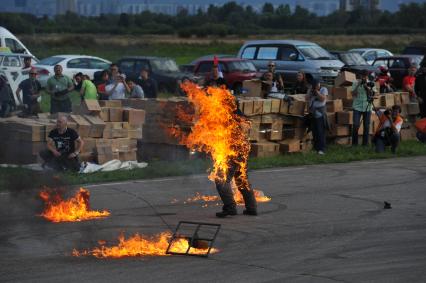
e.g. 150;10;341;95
116;56;196;93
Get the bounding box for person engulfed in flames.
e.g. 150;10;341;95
176;68;258;218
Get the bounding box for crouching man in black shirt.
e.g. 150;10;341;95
39;115;84;172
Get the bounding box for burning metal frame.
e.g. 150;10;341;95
166;221;221;258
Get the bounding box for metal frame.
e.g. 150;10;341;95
166;221;221;258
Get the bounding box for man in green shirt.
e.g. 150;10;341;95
351;70;377;146
46;65;74;113
80;75;98;100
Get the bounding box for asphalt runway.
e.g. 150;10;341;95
1;156;426;283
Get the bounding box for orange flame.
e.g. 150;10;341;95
72;232;218;258
174;83;251;183
39;187;110;222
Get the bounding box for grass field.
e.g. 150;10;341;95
20;33;426;64
1;140;425;191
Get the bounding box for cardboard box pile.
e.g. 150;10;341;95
0;100;146;165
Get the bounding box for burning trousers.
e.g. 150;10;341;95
215;163;257;213
39;149;80;172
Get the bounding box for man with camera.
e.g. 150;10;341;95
306;79;328;155
373;105;403;153
351;69;377;146
46;65;74;114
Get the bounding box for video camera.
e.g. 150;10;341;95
362;75;376;103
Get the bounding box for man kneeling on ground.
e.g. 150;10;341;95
373;105;403;154
39;116;84;172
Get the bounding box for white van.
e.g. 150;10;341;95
0;26;36;59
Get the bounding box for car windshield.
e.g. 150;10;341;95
151;59;180;72
38;56;65;66
227;61;257;72
297;45;332;60
340;53;367;65
410;55;424;66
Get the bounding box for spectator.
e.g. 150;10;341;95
415;61;426;118
109;64;125;83
373;105;403;154
80;75;98;101
205;65;227;88
39;115;84;172
137;69;158;98
376;66;394;93
96;70;110;100
16;68;42;116
262;71;279;94
0;75;12;118
73;72;83;92
403;64;417;102
22;57;32;70
105;73;128;100
415;117;426;143
306;79;328;155
351;70;376;146
46;65;74;114
126;78;144;98
292;71;309;94
261;61;284;91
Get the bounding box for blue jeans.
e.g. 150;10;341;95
374;132;400;153
352;110;371;146
311;117;326;152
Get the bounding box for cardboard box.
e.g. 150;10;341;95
252;99;264;115
126;125;143;139
84;115;106;138
270;99;281;113
262;99;272;114
393;92;402;105
82;100;101;115
288;100;306;116
278;139;301;153
109;107;124;122
400;92;411;104
342;98;353;108
333;87;352;100
248;121;261;141
100;108;110;122
241;100;254;116
334;71;356;87
279;100;289;115
242;80;262;97
251;142;280;157
380;93;395;108
336;111;353;125
265;121;283;141
326;99;343;113
329;125;350;137
123;108;146;126
99;100;122;108
69;114;91;138
119;151;137;161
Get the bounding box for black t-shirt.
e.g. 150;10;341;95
137;78;158;98
18;78;42;105
48;128;79;155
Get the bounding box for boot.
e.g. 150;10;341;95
215;210;237;218
215;180;237;218
239;189;257;216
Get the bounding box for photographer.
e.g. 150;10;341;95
46;65;74;114
105;73;128;100
351;69;377;146
306;79;328;155
373;105;403;154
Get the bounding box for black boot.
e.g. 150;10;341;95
215;209;238;218
240;189;258;216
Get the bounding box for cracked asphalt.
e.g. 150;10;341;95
1;156;426;283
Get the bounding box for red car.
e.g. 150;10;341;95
193;58;259;93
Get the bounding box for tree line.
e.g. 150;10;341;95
1;2;426;36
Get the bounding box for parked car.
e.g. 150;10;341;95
330;51;378;75
193;58;258;93
372;55;424;89
237;40;344;86
402;42;426;56
180;54;234;73
0;26;37;59
117;56;197;93
34;55;111;87
349;48;393;65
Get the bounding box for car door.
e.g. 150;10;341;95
66;57;90;78
277;45;302;84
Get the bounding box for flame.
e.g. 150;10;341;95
39;187;110;222
72;231;218;258
181;188;270;206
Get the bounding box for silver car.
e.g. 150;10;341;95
237;40;344;86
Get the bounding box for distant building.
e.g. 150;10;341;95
296;0;340;16
340;0;381;11
57;0;77;14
